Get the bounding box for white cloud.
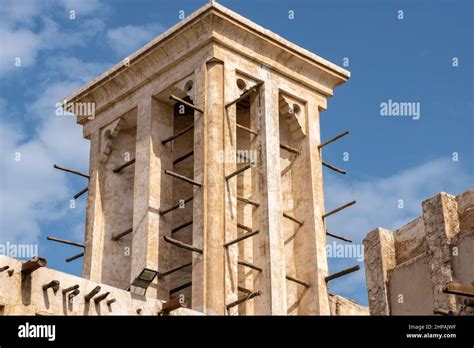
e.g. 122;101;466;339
0;1;43;26
56;0;104;15
0;25;42;74
0;1;106;77
45;56;110;85
324;157;472;304
0;37;99;245
0;0;104;25
0;79;90;245
0;0;166;251
0;120;68;244
106;23;165;57
324;158;471;239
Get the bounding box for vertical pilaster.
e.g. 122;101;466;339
422;192;459;312
363;227;396;315
192;59;226;314
83;131;105;282
252;68;287;314
294;101;330;314
223;65;239;314
131;96;173;299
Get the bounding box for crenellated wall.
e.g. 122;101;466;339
364;188;474;315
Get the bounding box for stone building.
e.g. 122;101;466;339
364;188;474;315
0;1;369;316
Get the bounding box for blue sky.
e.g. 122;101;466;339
0;0;472;306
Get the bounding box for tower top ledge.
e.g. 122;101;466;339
64;1;350;125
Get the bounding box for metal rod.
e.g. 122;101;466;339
165;170;202;187
433;309;454;316
47;236;85;248
162;123;194;145
111;227;133;241
173;150;194;165
42;280;60;292
443;282;474;298
170;281;192;295
286;275;310;288
225;162;255;181
283;213;304;226
224;230;259;248
62;285;79;294
21;256;47;275
280;143;300;155
94;292;110;303
325;265;360;282
238;260;262;272
236;123;258;136
158;262;192;279
237;223;253;233
0;266;9;272
238;286;252;294
322;161;346;175
54;164;90;179
73;186;88;199
106;298;116;305
170;95;204;113
322;200;356;219
318;130;350;149
226;291;261;310
326;231;352;243
66;252;84;263
236;195;259;207
225;83;262;108
113;158;135;173
159;296;188;315
84;286;101;301
159;196;193;215
164;236;203;254
464;298;474;308
171;221;193;234
68;289;80;300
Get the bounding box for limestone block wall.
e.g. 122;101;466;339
0;255;202;316
364;188;474;315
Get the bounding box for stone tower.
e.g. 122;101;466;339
65;2;350;315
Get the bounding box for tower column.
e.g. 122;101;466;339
252;69;287;314
223;65;239;314
296;101;331;314
130;96;173;299
83;130;105;283
192;59;226;314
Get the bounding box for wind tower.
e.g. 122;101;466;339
63;1;353;315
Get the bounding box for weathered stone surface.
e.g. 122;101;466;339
0;255;201;316
388;253;434;315
328;293;369;315
364;188;473;315
393;217;426;264
363;228;396;315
